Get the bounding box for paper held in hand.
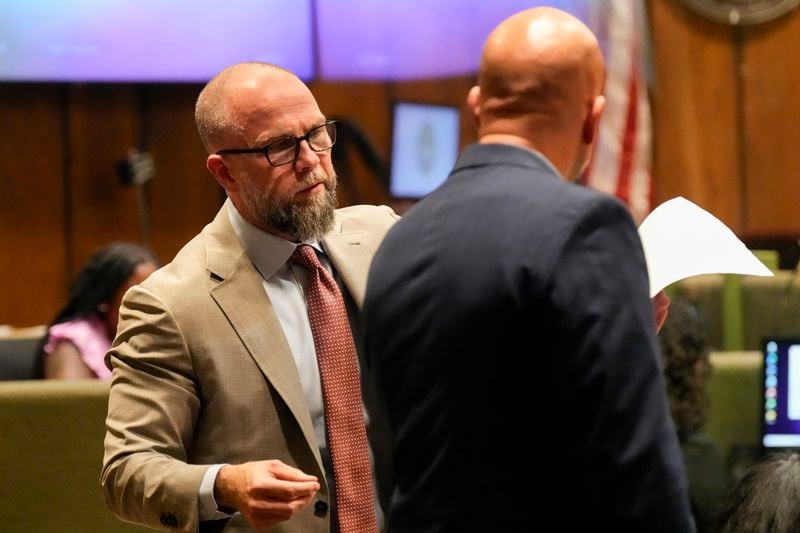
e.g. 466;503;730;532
638;196;774;297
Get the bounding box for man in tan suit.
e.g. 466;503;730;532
102;62;398;533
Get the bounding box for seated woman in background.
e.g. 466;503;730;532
37;242;157;380
659;298;729;533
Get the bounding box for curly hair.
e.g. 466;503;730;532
658;297;710;438
716;452;800;533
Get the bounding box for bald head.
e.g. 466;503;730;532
195;62;301;153
469;7;606;179
479;7;604;121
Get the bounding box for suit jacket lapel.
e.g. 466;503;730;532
204;202;323;470
323;225;369;309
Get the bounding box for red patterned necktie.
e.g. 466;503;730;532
290;244;378;533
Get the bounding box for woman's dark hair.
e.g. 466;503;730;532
659;297;710;438
50;242;157;325
35;242;157;377
716;452;800;532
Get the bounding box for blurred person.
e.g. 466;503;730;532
715;451;800;532
363;7;693;532
102;62;397;533
660;298;729;533
37;242;157;380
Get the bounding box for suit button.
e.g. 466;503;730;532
314;500;328;516
160;512;179;527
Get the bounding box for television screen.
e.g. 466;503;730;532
317;0;591;80
389;101;460;199
0;0;314;82
762;338;800;448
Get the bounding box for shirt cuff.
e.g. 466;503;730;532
198;464;237;521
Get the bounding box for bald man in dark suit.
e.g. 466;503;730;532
363;8;694;533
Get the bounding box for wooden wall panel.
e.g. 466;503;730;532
5;5;800;326
741;10;800;236
143;85;223;265
312;81;392;206
311;76;476;212
67;85;143;275
0;85;65;326
0;75;509;326
648;0;741;231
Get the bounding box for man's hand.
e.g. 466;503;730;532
214;460;320;529
652;290;670;333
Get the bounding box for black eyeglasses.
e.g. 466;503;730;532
216;121;338;167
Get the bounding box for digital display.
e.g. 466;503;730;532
389;102;460;199
316;0;591;80
0;0;595;82
763;339;800;448
0;0;314;82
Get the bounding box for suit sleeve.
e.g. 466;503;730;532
101;285;210;532
546;197;694;532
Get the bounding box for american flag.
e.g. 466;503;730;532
584;0;653;225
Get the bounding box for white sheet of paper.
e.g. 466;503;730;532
638;196;773;297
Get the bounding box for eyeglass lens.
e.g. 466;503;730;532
268;122;336;165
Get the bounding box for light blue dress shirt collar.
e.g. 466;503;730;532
226;202;327;280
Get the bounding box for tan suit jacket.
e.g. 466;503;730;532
102;201;399;533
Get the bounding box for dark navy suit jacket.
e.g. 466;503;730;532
364;143;694;532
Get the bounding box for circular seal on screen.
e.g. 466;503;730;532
674;0;800;25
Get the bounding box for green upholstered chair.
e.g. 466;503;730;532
672;268;800;352
671;275;726;350
741;271;800;350
750;249;780;272
705;351;762;466
0;380;147;532
722;250;779;351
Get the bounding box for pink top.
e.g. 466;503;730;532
44;315;112;380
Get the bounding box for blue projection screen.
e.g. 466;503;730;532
317;0;591;80
0;0;314;82
0;0;595;82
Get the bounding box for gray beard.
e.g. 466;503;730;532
241;174;338;241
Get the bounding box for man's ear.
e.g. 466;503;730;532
582;94;606;144
207;154;236;192
466;85;481;127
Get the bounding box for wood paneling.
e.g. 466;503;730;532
0;85;66;326
741;12;800;236
4;3;800;326
311;76;477;210
649;0;800;239
312;81;392;205
649;0;741;231
143;85;223;264
67;85;142;274
0;76;477;326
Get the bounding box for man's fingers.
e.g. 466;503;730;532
251;479;320;501
652;290;670;332
245;492;317;528
267;459;319;482
216;459;320;530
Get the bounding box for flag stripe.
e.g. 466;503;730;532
615;57;640;205
585;0;652;224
